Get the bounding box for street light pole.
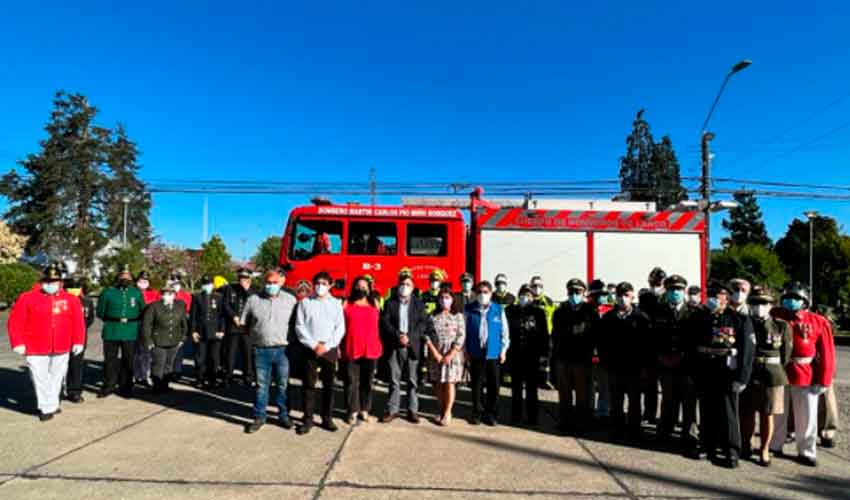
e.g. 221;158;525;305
805;210;819;302
699;59;751;280
121;196;130;248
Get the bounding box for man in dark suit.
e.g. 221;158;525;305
380;271;431;423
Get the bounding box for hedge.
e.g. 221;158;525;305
0;263;41;308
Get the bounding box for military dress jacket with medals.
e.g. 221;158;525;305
692;306;756;386
191;292;226;340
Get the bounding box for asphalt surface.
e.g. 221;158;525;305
1;314;849;500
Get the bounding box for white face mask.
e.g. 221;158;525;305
732;291;747;305
172;283;181;292
430;280;441;291
478;293;492;306
399;284;413;298
137;280;149;290
616;295;632;308
315;284;330;297
688;294;701;305
201;284;214;294
162;294;175;306
519;295;532;307
651;286;664;296
496;283;508;293
531;284;543;295
752;304;772;319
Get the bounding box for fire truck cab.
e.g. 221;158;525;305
279;201;467;298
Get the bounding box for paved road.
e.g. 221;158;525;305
1;315;849;499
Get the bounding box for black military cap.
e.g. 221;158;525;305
648;267;667;284
748;286;775;304
616;282;634;295
136;270;151;281
782;281;810;305
199;275;213;285
117;264;133;278
518;284;533;296
663;274;688;290
236;267;252;278
460;272;474;282
588;279;606;296
64;277;82;289
687;285;702;295
706;279;732;296
41;263;62;281
566;278;587;292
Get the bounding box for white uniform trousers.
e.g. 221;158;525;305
26;353;70;414
771;385;820;459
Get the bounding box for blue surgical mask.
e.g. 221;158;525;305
41;282;59;295
706;297;720;312
519;295;532;307
782;298;804;312
265;284;281;296
568;293;583;306
667;290;685;305
201;284;214;294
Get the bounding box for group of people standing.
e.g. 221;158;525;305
5;263;840;471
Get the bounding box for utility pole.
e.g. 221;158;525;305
369;165;377;206
240;237;247;264
701;132;715;278
805;211;819;302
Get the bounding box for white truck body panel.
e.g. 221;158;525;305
593;232;702;293
480;230;587;302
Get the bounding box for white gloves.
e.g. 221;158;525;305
732;382;747;394
71;344;84;356
13;345;26;356
813;385;828;396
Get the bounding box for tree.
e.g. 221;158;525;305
721;190;771;247
0;91;150;276
199;235;233;279
144;242;201;290
618;110;688;208
0;263;41;308
775;216;850;307
99;244;146;285
252;236;282;272
103;124;152;247
0;221;27;264
711;244;789;292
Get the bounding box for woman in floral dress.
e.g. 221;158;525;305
425;288;465;426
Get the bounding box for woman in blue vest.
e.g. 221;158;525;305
465;280;510;426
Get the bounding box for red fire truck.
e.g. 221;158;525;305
279;189;707;300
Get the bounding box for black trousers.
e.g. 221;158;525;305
225;334;254;382
103;340;135;393
642;367;659;422
66;349;86;397
610;371;642;435
303;352;336;422
194;339;222;382
343;358;377;414
470;358;500;419
510;357;539;422
698;385;741;454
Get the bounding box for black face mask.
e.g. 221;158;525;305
350;289;368;302
118;278;131;288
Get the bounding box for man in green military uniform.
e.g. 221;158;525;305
493;274;516;306
96;265;145;398
529;276;556;389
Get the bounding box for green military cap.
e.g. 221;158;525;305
663;274;688;289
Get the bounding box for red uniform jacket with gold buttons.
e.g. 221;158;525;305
773;308;835;387
7;286;86;355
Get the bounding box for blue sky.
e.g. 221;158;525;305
2;1;849;259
